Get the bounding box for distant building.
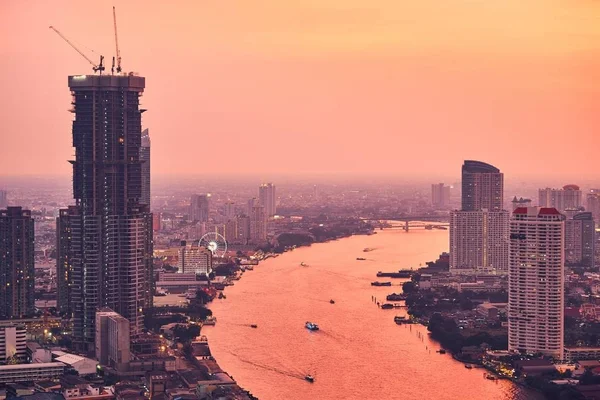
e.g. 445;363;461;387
0;324;26;363
247;198;256;216
95;308;131;370
587;191;600;226
224;202;235;219
236;215;251;244
140;129;151;208
190;194;210;222
0;191;7;209
56;206;79;317
250;205;267;242
223;219;237;243
565;212;595;268
449;210;509;274
259;183;277;217
538;185;582;213
431;183;451;209
461;160;503;211
511;197;532;211
178;244;212;275
508;207;564;359
152;212;161;232
0;207;35;319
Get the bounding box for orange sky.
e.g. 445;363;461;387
1;0;599;180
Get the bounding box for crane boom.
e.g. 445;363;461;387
49;26;99;70
113;7;122;73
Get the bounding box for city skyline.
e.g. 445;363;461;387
1;1;599;179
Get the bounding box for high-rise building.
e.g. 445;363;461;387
461;160;504;211
152;212;161;232
586;191;600;226
508;207;564;359
247;198;256;216
61;74;153;352
250;205;267;243
223;219;238;243
565;212;595;268
224;202;235;219
259;183;277;217
178;244;213;275
56;206;80;317
538;185;582;213
449;210;509;274
95;308;130;370
0;207;35;319
0;191;8;209
511;197;532;211
431;183;451;209
190;194;210;222
140;129;151;208
236;215;251;244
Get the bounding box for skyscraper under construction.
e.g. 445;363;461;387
58;74;153;352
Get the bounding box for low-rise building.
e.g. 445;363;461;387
0;362;64;383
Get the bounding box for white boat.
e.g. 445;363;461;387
305;321;319;331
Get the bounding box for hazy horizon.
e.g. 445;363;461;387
1;0;599;179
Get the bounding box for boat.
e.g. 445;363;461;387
381;304;394;310
203;316;217;326
218;292;226;299
356;257;367;261
386;293;406;301
300;262;309;267
437;349;446;354
485;374;497;381
305;322;319;331
305;375;315;383
329;299;335;304
465;364;473;369
250;324;258;329
246;265;254;271
394;316;408;324
363;247;375;252
377;270;413;278
371;281;392;287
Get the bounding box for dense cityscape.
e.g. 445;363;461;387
1;2;599;400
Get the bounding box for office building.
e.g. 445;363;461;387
538;185;582;213
56;206;80;317
250;205;267;242
461;160;504;211
431;183;451;209
95;309;130;370
60;74;153;352
0;324;27;363
259;183;277;217
0;191;7;209
508;207;564;359
511;197;532;211
190;194;210;222
178;244;212;275
449;210;509;274
565;212;595;268
0;207;35;319
140;129;151;208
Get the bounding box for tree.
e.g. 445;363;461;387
402;281;417;294
172;324;201;343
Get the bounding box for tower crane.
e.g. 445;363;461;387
49;26;105;73
113;6;122;73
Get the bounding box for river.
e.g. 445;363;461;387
204;228;542;400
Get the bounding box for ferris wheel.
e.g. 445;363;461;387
199;232;228;258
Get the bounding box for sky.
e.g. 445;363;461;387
1;0;599;181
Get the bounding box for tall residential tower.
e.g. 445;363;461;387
259;183;276;217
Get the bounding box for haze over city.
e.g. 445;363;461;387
1;0;599;179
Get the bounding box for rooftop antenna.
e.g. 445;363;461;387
113;6;122;73
49;26;105;74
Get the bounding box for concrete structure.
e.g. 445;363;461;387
250;205;267;243
431;183;451;209
461;160;503;212
0;324;26;363
258;183;276;217
95;309;130;371
0;363;64;384
190;194;210;223
511;197;532;211
508;207;565;359
565;212;595;268
140;129;151;208
178;244;212;275
0;207;35;319
450;210;509;274
538;185;582;213
61;74;153;352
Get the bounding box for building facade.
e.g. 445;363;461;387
259;183;276;217
0;324;27;363
431;183;451;209
461;160;504;211
140;129;151;208
508;207;564;359
587;191;600;226
0;207;35;319
95;309;130;370
190;194;210;223
56;206;80;317
538;185;582;213
60;74;153;352
449;210;509;274
178;244;213;275
250;205;267;243
565;212;595;268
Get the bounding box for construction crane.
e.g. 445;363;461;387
49;26;104;73
113;6;122;73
